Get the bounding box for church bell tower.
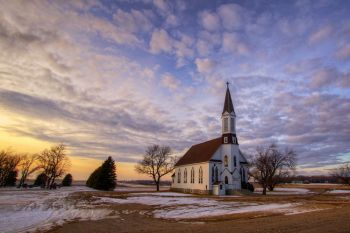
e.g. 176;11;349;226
221;82;238;144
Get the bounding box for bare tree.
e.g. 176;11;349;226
331;163;350;185
38;144;70;189
18;154;40;188
249;144;296;195
135;145;176;191
0;149;21;187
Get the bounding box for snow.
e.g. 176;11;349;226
94;195;303;219
254;187;311;195
328;190;350;194
0;186;116;233
285;208;329;215
129;192;193;197
114;183;170;192
153;203;296;219
1;185;340;232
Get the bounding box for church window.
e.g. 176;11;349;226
232;137;236;144
224;155;228;167
199;167;203;184
234;156;237;167
215;167;219;183
178;169;181;183
225;176;228;184
211;166;215;182
231;118;235;132
191;167;195;183
241;168;246;182
184;168;187;183
224;137;228;143
223;118;229;132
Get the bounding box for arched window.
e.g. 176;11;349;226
234;156;237;167
225;176;228;184
231;118;235;132
178;169;181;183
215;167;219;183
199;167;203;184
241;168;245;182
224;155;228;167
191;167;195;183
223;118;229;132
211;166;215;182
184;168;187;183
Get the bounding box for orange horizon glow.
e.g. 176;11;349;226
0;129;171;181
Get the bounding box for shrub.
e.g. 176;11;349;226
246;182;255;192
5;170;17;186
34;173;47;187
62;173;73;186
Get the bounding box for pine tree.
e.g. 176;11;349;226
34;173;47;187
86;157;116;191
5;170;17;186
62;173;73;186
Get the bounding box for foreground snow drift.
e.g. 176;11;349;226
328;190;350;194
0;187;114;233
95;195;302;219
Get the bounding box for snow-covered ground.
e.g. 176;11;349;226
254;187;312;195
114;183;170;192
0;186;115;233
328;190;350;194
95;194;318;219
1;186;341;232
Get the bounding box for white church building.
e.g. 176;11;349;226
171;83;248;195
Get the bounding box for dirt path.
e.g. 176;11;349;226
48;203;350;233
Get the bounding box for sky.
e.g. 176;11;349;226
0;0;349;180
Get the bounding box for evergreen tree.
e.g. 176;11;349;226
34;173;48;187
62;173;73;186
5;170;17;186
86;156;116;191
86;167;101;188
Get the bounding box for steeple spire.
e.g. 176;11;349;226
222;82;235;114
221;82;238;145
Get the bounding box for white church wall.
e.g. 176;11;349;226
171;162;210;193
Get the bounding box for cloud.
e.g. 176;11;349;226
113;9;154;33
149;29;174;53
222;32;250;55
310;68;350;89
161;73;181;91
149;29;193;67
198;10;220;31
165;14;179;27
217;3;244;30
153;0;171;15
195;58;216;74
335;44;350;60
308;25;333;44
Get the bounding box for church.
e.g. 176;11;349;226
171;84;248;195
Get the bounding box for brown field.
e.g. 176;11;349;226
47;184;350;233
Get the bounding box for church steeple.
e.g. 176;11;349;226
221;82;238;145
222;82;235;115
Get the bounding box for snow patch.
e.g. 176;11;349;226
0;186;115;233
129;192;193;197
328;190;350;194
254;187;311;195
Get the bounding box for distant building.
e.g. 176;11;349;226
171;83;249;195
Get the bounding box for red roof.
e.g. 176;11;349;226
175;137;222;166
